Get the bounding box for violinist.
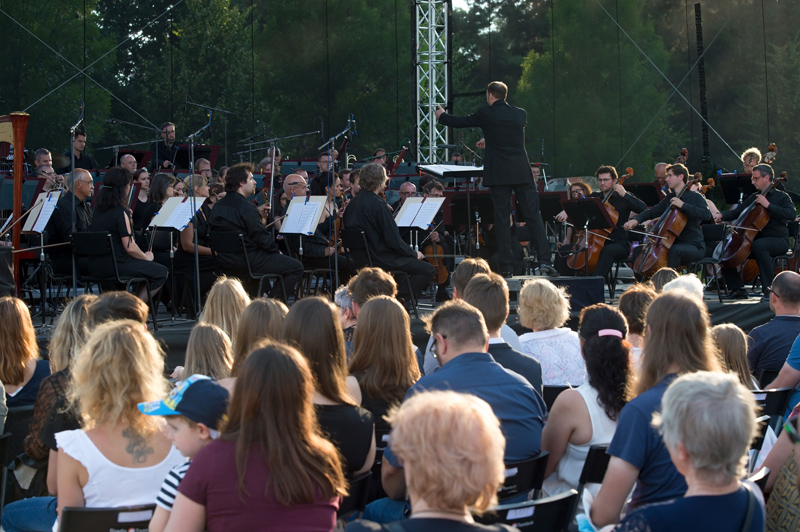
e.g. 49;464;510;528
391;182;417;212
713;164;795;299
422;180;453;301
272;174;309;232
624;163;711;269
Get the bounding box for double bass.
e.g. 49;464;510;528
633;173;704;278
567;167;634;272
714;172;788;271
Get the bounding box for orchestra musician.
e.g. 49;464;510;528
435;81;556;278
153;122;178;170
421;180;454;301
553;181;592;275
208;162;303;299
652;162;668;200
623;163;711;270
342;163;435;305
713;163;795;299
741;147;761;174
557;167;647;279
45;168;94;275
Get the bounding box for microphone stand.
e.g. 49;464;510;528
103;118;161;167
184;115;213;318
68;104;84;296
185;98;236;169
318;117;356;294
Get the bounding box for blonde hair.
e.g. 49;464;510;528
48;294;96;373
348;296;420;404
199;276;250;339
0;297;39;385
655;371;756;484
388;390;505;513
710;324;753;388
184;323;233;381
650;267;679;292
68;320;168;436
184;173;208;193
231;298;288;376
741;147;762;166
638;291;721;395
518;278;570;331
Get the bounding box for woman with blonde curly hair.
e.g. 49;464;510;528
54;320;184;528
0;296;50;408
199;276;250;339
346;390;507;531
517;279;585;386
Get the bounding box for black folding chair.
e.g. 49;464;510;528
499;450;550;501
474;489;578;532
571;444;611;519
0;432;12;515
543;385;570;412
338;470;372;519
71;232;160;330
59;504;156;532
340;228;418;318
209;231;288;301
751;387;793;431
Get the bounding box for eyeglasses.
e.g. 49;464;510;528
198;168;212;174
785;416;800;445
431;334;447;359
767;286;781;298
399;191;416;197
286;182;306;187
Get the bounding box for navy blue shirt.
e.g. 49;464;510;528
613;484;765;532
384;352;546;468
747;315;800;375
607;374;686;510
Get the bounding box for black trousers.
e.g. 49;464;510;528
594;241;630;280
490;183;551;274
225;251;304;300
723;236;788;294
377;257;436;304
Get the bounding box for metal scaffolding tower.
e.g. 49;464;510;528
414;0;450;164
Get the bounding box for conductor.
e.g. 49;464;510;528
436;81;556;277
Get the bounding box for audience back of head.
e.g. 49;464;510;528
231;298;288;376
518;278;570;331
662;273;704;301
650;267;679;292
710;324;753;389
184;323;233;381
87;291;148;330
48;294;96;373
200;276;250;339
461;272;509;334
618;284;657;337
0;296;40;386
451;257;491;297
347;267;397;311
423;299;489;358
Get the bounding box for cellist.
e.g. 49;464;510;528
713;163;795;299
623;163;711;269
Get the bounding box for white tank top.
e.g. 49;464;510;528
55;429;185;508
542;383;618;508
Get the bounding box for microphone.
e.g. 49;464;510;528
437;144;458;150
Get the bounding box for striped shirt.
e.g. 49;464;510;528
156;460;191;510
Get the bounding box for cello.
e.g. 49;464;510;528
633;173;703;278
567;167;634;272
714;172;788;270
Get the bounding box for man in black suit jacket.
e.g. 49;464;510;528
342;163;435;304
436;81;555;277
462;272;543;395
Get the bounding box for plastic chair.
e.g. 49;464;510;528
499;450;550;501
338;470;372;518
59;504;155;532
474;489;578;532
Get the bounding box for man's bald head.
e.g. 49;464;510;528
120;154;137;173
771;271;800;306
283;174;308;197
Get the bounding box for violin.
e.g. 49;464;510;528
633;171;703;278
567;167;633;273
714;172;788;270
700;178;715;196
422;222;448;284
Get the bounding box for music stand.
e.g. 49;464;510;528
539;192;568;245
560;198;615;276
625;183;661;207
717;172;756;205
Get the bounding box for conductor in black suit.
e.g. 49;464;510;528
436;81;556;277
342;163;435;304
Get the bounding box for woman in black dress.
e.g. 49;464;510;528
131;169;151;231
174;174;217;300
89;167;168;301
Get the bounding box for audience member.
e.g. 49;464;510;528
517;279;585;386
761;402;800;530
171;323;233;382
618;284;657;367
711;324;759;389
765;332;800;418
423;258;521;375
613;372;763;532
198;276;250;339
591;291;722;527
0;297;50;408
86;290;149;329
54;321;184;530
348;296;421;436
378;300;545;519
650;267;679;292
347;391;509;532
747;271;800;380
282;297;376;476
662;273;704;301
542;304;634;514
165;342;346;532
347;267;398;316
230;298;288;377
334;285;358;357
140;375;230;532
462;273;543;394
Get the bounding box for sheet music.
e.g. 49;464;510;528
149;197;206;229
412;197;445;229
394;198;423;227
281;196;326;234
32;193;60;234
22;192;60;234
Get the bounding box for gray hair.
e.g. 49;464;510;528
334;285;354;313
66;169;90;190
662;274;704;302
654;371;756;484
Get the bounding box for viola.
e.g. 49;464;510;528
567;167;633;273
713;172;788;270
422;222;448;284
633;173;703;278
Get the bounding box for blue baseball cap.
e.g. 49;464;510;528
138;375;229;430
